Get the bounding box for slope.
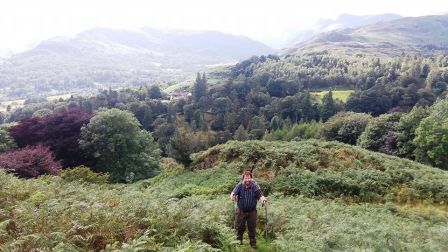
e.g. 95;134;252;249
1;140;447;251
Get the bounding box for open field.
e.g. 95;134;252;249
311;90;355;103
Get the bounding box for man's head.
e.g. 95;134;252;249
243;170;252;185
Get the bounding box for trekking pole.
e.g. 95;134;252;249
233;200;236;232
233;196;238;234
264;202;268;244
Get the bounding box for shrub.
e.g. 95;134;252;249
167;130;232;166
60;166;109;184
0;145;61;178
269;121;323;141
323;111;372;145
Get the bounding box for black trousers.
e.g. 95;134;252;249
236;208;257;245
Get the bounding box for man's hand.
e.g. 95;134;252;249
230;193;236;201
260;196;268;207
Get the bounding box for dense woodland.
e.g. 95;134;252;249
1;53;448;174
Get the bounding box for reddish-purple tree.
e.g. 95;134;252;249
0;145;62;178
10;107;93;167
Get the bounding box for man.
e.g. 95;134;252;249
230;170;268;248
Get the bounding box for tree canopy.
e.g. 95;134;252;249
79;108;161;182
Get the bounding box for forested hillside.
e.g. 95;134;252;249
0;27;271;100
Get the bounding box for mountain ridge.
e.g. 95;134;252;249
285;14;448;56
0;27;272;100
283;13;402;48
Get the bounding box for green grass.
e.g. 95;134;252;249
163;80;193;94
0;99;25;112
163;65;229;94
310;90;354;103
0;94;71;112
46;94;72;102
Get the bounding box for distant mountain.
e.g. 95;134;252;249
285;14;448;56
0;27;272;100
285;13;402;46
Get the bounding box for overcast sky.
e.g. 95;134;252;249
1;0;448;53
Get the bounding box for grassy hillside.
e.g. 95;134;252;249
192;140;448;204
1;140;447;251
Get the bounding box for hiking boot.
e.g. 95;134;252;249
250;244;257;249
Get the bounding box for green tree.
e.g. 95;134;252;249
79;108;161;182
167;129;217;166
192;72;207;103
298;91;316;122
337;113;372;145
397;106;429;159
320;90;337;122
280;96;300;122
193;109;206;131
234;124;249;141
270;116;283;131
211;113;225;131
0;125;16;153
323;112;372;145
176;99;187;113
167;130;195;165
248;115;267;140
322;112;346;141
132;104;153;131
212;97;231;114
357;113;401;155
141;106;153;131
224;112;241;133
152;118;176;153
183;104;195;123
414;98;448;169
346;89;392;116
148;85;163;99
400;84;419;107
